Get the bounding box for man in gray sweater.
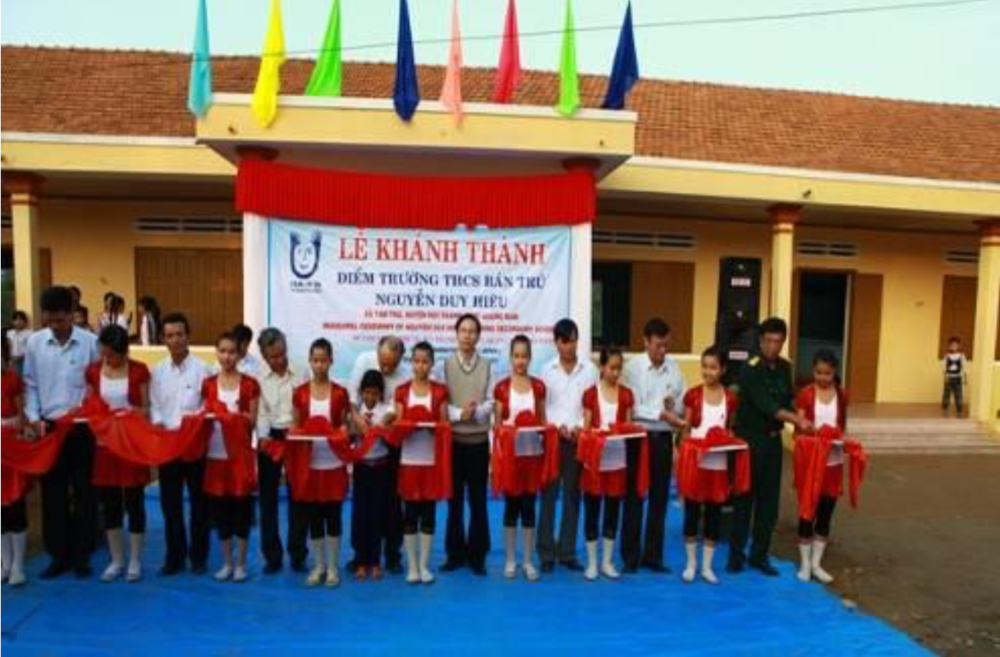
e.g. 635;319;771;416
439;314;494;575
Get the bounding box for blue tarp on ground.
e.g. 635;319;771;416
2;491;927;655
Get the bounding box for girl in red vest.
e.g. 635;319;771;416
493;335;548;582
580;347;634;581
290;338;351;587
679;346;737;584
86;325;151;583
2;336;28;587
794;349;848;584
393;341;450;585
202;332;260;583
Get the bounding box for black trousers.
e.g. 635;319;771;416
584;494;621;541
683;500;721;542
100;486;146;533
306;501;342;539
538;439;582;563
621;431;673;567
942;378;964;412
730;434;784;562
257;430;308;567
404;500;436;535
40;424;97;567
503;493;537;528
158;458;210;568
445;439;491;565
2;499;27;533
353;461;392;567
210;495;252;541
798;495;837;539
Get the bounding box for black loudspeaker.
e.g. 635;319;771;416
715;258;762;385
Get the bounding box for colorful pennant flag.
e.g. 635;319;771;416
393;0;420;121
602;2;639;110
492;0;520;104
555;0;580;117
251;0;286;128
305;0;343;97
440;0;464;124
187;0;212;117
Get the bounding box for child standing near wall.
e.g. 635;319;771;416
941;337;968;417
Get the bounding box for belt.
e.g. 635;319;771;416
357;456;390;467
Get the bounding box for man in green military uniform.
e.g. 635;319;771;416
727;317;812;576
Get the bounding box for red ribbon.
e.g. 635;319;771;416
490;410;560;496
794;425;867;521
576;423;650;497
676;427;751;501
382;405;454;501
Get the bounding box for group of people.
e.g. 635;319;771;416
1;285;863;590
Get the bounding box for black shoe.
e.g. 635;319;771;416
726;551;746;574
622;561;640;574
40;560;71;580
749;557;780;577
385;559;403;575
440;558;465;572
263;561;283;575
642;561;671;574
158;562;183;577
345;558;358;572
470;561;487;576
190;562;208;576
291;559;308;574
559;558;584;572
74;563;93;579
540;560;555;573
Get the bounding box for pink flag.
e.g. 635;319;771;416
440;0;463;124
493;0;520;103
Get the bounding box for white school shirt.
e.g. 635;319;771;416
814;395;844;466
598;394;625;471
623;352;685;433
540;357;598;431
150;354;209;430
6;328;32;359
690;396;728;471
99;375;131;411
508;385;542;457
357;401;391;461
401;388;435;466
207;385;240;460
309;395;342;470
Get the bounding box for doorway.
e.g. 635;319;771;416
793;271;851;388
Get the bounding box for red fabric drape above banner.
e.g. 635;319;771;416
235;160;596;229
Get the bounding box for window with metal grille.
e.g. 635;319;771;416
796;240;859;258
132;216;242;234
593;230;695;250
943;249;978;265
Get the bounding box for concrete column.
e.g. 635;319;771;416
4;173;44;326
768;204;801;354
970;220;1000;422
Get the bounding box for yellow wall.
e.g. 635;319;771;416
595;213;980;404
1;198;240;324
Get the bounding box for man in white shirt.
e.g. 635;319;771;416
232;323;262;377
256;327;309;574
23;286;100;579
537;319;598;572
621;318;686;574
346;335;410;574
151;312;210;576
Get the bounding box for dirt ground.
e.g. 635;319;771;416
771;454;1000;656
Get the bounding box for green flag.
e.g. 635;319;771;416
305;0;343;96
555;0;579;117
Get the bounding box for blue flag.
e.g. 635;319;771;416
393;0;420;121
602;2;639;110
187;0;213;118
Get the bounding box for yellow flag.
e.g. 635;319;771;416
251;0;286;128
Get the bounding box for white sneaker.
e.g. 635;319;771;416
601;538;620;579
126;561;142;583
214;564;233;582
701;545;718;584
682;542;697;583
7;568;26;587
811;540;834;584
307;565;325;587
701;567;719;584
682;565;696;583
584;541;599;581
420;567;435;584
523;563;540;582
797;542;813;582
232;566;248;583
504;561;518;579
101;562;124;583
325;567;340;588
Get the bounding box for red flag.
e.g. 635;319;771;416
492;0;520;103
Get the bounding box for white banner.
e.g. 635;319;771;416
262;219;573;382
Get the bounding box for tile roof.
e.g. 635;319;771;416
3;45;999;184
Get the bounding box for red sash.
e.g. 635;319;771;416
383;404;453;501
490;410;560;496
676;427;751;500
793;425;867;521
576;422;650;497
